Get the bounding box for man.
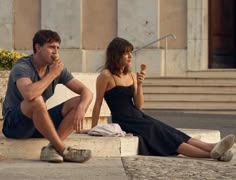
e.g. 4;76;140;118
2;29;93;163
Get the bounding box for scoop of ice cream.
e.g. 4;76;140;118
140;64;147;71
51;54;60;61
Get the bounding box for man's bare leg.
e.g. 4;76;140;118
50;96;92;162
56;96;82;141
21;96;65;154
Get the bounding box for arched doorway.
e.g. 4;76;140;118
209;0;236;68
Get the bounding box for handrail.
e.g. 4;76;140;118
133;33;176;76
133;33;176;54
96;33;176;73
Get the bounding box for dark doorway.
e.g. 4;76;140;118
209;0;236;68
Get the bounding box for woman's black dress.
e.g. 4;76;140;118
104;85;191;156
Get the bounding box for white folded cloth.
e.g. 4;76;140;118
88;123;128;137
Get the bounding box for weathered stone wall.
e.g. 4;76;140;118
0;0;194;77
0;71;10;119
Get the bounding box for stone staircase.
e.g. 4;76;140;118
143;76;236;112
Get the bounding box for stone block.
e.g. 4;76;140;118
41;0;81;48
0;133;139;159
0;0;13;49
118;0;159;48
46;73;110;125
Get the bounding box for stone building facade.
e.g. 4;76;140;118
0;0;211;77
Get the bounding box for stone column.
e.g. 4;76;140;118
41;0;82;48
118;0;159;48
0;0;13;49
41;0;83;72
117;0;162;76
187;0;208;71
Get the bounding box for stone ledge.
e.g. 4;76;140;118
0;128;221;160
0;133;139;160
46;73;110;118
177;128;221;143
46;73;111;127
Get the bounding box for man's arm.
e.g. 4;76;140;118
17;58;63;101
65;78;93;132
65;78;93;112
16;73;58;101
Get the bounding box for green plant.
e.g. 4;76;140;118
0;49;25;70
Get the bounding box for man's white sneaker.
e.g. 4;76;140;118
63;146;91;163
40;145;63;163
217;150;234;162
210;134;235;159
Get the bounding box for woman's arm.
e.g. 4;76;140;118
133;67;146;109
91;71;110;127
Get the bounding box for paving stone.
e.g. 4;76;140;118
122;145;236;180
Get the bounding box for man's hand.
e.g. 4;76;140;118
73;107;86;133
49;54;63;77
51;53;60;62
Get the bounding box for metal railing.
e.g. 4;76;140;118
96;33;176;73
133;33;176;53
133;33;176;76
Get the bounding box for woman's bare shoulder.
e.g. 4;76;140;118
98;69;112;80
100;69;112;77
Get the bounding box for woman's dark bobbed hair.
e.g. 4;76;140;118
105;37;134;76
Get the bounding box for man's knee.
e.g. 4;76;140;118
66;96;81;108
32;96;46;107
62;96;80;115
21;96;47;117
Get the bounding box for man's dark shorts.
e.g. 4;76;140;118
2;103;64;138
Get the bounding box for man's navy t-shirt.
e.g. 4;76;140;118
2;55;73;117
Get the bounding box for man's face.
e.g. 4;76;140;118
36;41;60;64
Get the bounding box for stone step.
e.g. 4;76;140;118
144;101;236;110
0;128;220;160
143;86;236;94
0;133;139;160
144;93;236;102
144;77;236;86
187;70;236;78
142;77;236;112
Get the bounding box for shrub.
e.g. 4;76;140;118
0;49;25;70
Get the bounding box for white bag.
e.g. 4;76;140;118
88;123;127;137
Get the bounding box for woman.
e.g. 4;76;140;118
91;37;235;161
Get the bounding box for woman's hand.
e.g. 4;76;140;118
137;64;146;85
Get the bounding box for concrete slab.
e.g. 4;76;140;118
122;144;236;180
0;127;220;160
0;158;127;180
0;133;139;160
178;128;220;143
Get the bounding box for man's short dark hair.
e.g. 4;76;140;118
33;30;61;53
